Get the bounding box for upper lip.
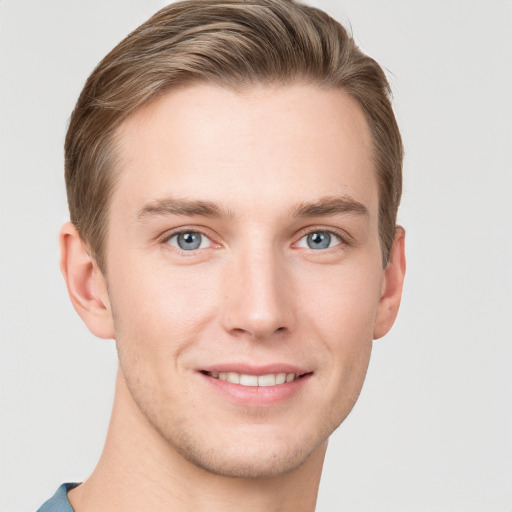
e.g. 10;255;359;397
199;363;311;376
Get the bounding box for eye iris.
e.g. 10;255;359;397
307;231;331;250
177;232;202;250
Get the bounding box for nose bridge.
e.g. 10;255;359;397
222;237;294;339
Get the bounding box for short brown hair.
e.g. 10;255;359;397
65;0;403;271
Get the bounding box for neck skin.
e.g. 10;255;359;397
68;369;327;512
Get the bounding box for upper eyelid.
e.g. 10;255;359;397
161;229;218;255
293;231;343;251
294;225;352;244
160;226;216;242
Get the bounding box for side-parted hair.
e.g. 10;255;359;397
65;0;403;271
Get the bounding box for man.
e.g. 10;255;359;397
38;0;405;510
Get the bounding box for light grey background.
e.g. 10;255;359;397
1;0;511;511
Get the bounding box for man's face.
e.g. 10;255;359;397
103;83;386;477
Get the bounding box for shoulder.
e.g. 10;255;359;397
36;483;80;512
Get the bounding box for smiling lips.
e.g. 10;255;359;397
205;371;300;387
200;365;312;406
199;365;312;405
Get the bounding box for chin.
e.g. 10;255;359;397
171;429;325;479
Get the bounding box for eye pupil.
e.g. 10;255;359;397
177;232;202;250
307;231;331;250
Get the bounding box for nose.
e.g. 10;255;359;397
220;244;295;340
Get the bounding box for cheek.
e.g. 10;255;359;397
296;257;381;405
298;258;383;344
107;259;221;370
299;266;379;425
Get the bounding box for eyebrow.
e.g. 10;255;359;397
137;198;233;221
136;195;369;221
290;196;369;218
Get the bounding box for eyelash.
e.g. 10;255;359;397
294;226;351;250
160;227;219;255
159;226;351;254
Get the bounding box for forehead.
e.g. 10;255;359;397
112;82;377;220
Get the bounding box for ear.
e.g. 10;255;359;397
373;227;406;340
59;222;115;339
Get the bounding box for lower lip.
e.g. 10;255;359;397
199;372;312;407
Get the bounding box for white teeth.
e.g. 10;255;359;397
258;374;276;387
240;374;258;386
227;372;240;384
211;371;299;386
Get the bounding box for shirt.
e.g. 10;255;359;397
36;483;80;512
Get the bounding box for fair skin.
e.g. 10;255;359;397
60;83;405;512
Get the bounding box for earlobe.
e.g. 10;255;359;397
59;222;115;339
373;227;406;340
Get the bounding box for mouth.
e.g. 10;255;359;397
200;370;309;387
198;366;313;407
198;364;313;406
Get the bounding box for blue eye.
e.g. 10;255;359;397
297;231;342;250
167;231;210;251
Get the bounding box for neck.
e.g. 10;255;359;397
68;369;326;512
